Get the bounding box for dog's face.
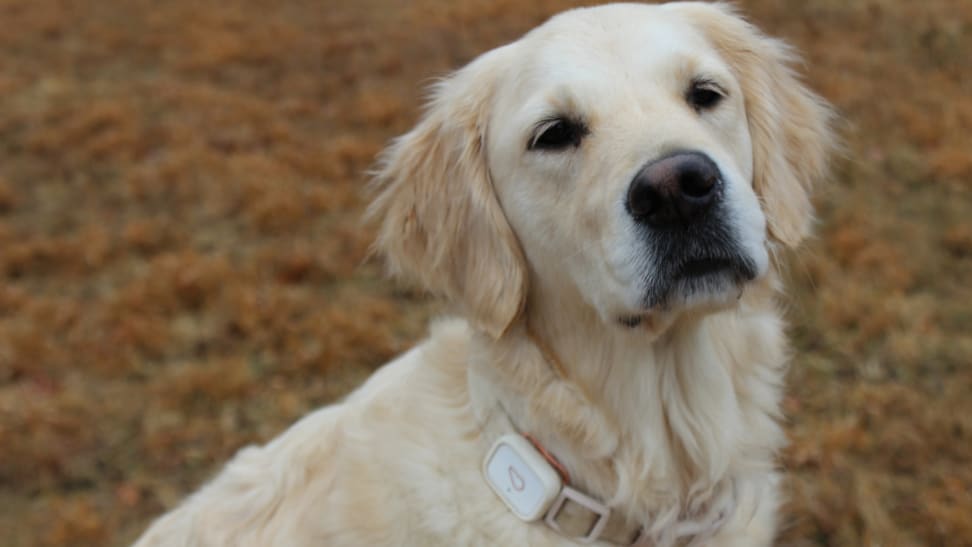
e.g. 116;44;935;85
371;2;832;337
488;4;768;325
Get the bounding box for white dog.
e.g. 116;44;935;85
135;3;833;546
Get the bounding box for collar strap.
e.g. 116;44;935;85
483;432;734;546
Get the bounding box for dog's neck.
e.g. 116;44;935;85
466;275;785;531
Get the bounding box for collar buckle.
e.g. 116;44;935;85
543;485;611;544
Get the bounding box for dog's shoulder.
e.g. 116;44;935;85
134;318;482;546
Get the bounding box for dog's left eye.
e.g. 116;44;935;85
529;117;588;151
686;80;726;111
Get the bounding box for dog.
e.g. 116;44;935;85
134;2;833;546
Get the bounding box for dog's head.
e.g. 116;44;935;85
370;2;833;338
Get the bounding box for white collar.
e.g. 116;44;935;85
480;409;737;546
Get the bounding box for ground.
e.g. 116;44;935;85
0;0;970;545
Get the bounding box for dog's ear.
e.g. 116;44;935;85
368;48;527;339
686;4;835;248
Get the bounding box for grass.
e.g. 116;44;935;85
0;0;969;545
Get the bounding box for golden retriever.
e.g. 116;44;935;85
135;3;833;546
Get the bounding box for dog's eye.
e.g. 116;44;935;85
686;80;725;111
529;117;587;151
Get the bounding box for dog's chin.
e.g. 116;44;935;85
661;272;745;312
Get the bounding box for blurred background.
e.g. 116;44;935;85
0;0;969;545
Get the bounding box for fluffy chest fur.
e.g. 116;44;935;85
136;310;784;547
465;287;788;546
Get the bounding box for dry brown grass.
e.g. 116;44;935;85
0;0;969;545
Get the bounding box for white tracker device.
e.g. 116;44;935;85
482;434;564;521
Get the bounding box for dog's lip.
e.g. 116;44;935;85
676;257;735;278
674;255;757;281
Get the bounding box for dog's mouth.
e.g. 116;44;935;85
618;252;759;328
661;253;758;301
670;254;759;283
675;257;739;278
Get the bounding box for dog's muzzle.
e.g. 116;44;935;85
625;151;757;308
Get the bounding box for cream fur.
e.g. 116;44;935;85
134;3;833;546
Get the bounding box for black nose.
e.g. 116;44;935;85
626;152;722;227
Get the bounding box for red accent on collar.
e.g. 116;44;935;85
523;433;571;485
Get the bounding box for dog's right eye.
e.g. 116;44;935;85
529;117;587;151
686;78;726;112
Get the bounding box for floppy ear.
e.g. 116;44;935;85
686;4;836;248
368;48;527;339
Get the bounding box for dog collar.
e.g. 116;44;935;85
483;433;650;545
481;427;737;546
